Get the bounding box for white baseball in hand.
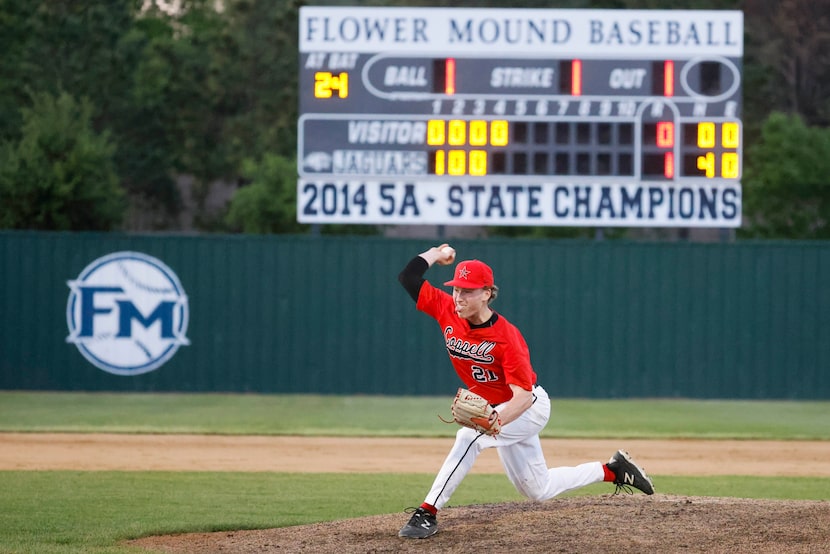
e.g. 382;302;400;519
441;246;456;263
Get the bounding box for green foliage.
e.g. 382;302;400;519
124;0;304;226
117;3;224;221
0;2;33;142
741;112;830;239
744;0;830;127
218;0;302;162
132;3;231;181
225;154;306;233
224;153;379;235
0;2;137;141
0;1;183;223
0;91;125;230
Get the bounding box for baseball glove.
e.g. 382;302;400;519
451;388;501;436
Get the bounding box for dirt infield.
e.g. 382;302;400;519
130;497;830;554
3;434;829;552
3;433;830;476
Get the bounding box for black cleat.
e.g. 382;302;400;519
398;507;438;539
607;449;655;495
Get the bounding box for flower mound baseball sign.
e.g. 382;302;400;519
66;251;190;376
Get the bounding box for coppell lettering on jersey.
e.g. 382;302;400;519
66;252;190;376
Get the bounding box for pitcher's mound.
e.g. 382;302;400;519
129;495;830;553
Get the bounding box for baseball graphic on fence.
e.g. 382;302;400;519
66;251;190;376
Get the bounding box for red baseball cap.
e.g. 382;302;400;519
444;260;494;289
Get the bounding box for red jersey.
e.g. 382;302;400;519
417;281;537;405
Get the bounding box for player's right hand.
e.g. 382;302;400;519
435;243;456;266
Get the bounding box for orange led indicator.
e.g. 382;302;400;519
664;60;674;97
445;58;456;95
664;152;675;179
571;59;582;96
656;121;674;148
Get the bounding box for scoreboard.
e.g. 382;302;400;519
298;7;743;227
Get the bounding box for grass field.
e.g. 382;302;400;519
2;392;828;439
0;392;828;554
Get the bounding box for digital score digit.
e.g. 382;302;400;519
314;71;349;99
681;121;741;178
298;7;744;228
426;119;508;176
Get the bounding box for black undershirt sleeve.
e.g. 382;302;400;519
398;255;429;302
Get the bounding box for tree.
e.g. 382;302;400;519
225;154;378;235
0;1;184;224
212;0;302;163
126;0;303;227
0;91;126;230
744;0;830;127
225;154;306;234
740;112;830;239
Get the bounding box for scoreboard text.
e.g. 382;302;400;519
298;7;743;227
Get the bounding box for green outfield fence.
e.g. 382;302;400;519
1;231;828;399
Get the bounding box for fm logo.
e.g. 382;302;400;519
66;252;190;376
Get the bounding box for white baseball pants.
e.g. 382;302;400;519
424;385;605;510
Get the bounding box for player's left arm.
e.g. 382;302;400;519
494;384;534;426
